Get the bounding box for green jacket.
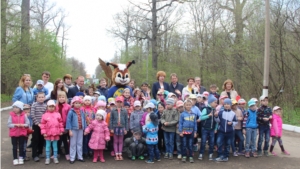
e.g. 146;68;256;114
161;108;179;132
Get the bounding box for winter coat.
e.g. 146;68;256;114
257;105;272;126
40;111;64;140
7;112;29;137
143;122;159;145
245;109;258;129
215;109;237;133
85;120;110;150
161;108;179;132
56;103;71;128
270;114;282;137
130;110;144;131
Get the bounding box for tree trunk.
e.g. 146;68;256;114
1;0;7;94
21;0;30;60
151;0;158;70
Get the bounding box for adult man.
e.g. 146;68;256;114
42;71;53;101
168;73;184;98
63;74;74;93
67;76;85;99
194;77;206;94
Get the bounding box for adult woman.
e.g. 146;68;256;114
50;78;67;100
220;79;239;100
12;74;34;105
181;78;195;100
151;71;170;100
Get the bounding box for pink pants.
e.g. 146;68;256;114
113;135;124;154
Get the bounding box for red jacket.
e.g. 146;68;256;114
8;112;28;137
56;103;71;128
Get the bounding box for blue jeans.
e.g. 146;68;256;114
245;128;257;152
257;125;270;152
235;130;245;152
200;128;215;154
176;133;181;155
181;133;194;157
163;132;175;154
83;132;92;155
23;139;28;158
147;144;160;161
217;132;233;158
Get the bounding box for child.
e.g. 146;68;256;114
97;78;108;98
105;102;115;157
122;88;134;115
214;98;237;162
161;98;178;160
140;102;156;127
202;91;210;105
231;99;244;156
199;95;218;161
257;95;272;156
209;84;220;104
84;110;110;162
66;96;87;164
30;92;47;162
33;80;49;101
168;93;178;105
76;92;85;99
40;100;64;164
82;95;96;158
141;82;151;99
179;99;198;163
109;96;128;160
143;113;161;163
269;106;290;155
8;101;30;165
23;104;33;161
133;87;145;102
195;94;206;111
238;99;247;116
157;103;166;154
56;91;71;160
175;101;184;159
130;101;144;134
244;100;258;158
216;95;228;113
124;130;146;160
189;94;202;152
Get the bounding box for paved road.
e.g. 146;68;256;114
1;109;299;169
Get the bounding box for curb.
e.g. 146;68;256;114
0;106;12;111
282;124;300;133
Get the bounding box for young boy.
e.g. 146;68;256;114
97;78;108;98
199;95;218;161
124;130;146;160
175;100;184;159
244;100;259;158
130;101;144;135
33;80;49;101
214;98;237;162
189;94;202;152
23;105;34;161
141;82;151;99
257;95;272;156
30;92;47;162
209;84;220;104
195;94;206;111
161;98;178;160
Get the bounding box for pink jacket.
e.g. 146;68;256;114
85;120;110;150
8;112;28;137
270;114;282;137
40;111;64;141
56;103;71;128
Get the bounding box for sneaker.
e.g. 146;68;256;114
245;152;250;158
233;152;238;157
169;154;173;160
65;154;70;160
39;154;45;158
34;157;40;162
13;159;19;165
145;159;154;164
222;157;228;162
53;158;59;164
45;158;50;165
164;153;169;159
138;156;144;160
189;157;194;163
131;156;136;161
214;156;223;162
253;152;258;158
182;156;186;163
264;151;269;156
177;154;182;159
257;151;262;156
24;156;30;161
193;144;198;152
209;154;213;161
282;150;290;155
198;154;203;160
238;152;245;156
156;158;161;162
111;151;115;157
270;151;277;156
18;158;24;165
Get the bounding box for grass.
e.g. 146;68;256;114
1;94;12;103
282;108;300;127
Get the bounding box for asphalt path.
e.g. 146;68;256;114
1;109;299;169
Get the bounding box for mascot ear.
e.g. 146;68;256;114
106;62;118;69
126;60;135;69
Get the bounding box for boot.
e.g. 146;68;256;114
93;150;98;162
99;150;105;162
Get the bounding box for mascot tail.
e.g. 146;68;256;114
98;58;113;87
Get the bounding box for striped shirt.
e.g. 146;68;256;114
30;102;47;125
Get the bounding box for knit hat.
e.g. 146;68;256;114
144;102;155;109
96;110;106;118
150;113;158;126
189;94;197;99
36;80;44;86
166;98;175;105
238;98;246;104
150;99;158;107
168;92;176;98
176;100;184;108
75;92;84;97
98;95;106;102
134;100;141;107
203;91;209;97
83;96;92;101
248;100;256;107
273;106;281;111
124;102;130;107
115;96;123;102
71;96;83;105
208;95;217;104
223;98;232;106
95;100;106;109
47;100;56;106
12;101;24;110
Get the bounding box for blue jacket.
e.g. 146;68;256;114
33;87;49;97
200;105;218;131
215;109;237;133
143;122;158;145
245;109;258;129
151;82;170;99
169;82;184;98
178;111;197;133
66;108;87;130
97;86;108;98
12;87;34;105
107;86;133;98
191;105;201;119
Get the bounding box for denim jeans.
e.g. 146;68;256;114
257;125;270;152
147;144;160;161
235;129;245;152
245;128;257;152
83;132;92;155
163;132;175;154
176;133;182;155
200;128;215;154
181;133;194;157
217;132;233;158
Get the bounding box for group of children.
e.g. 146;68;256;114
8;81;290;166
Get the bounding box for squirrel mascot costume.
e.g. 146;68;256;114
98;58;135;98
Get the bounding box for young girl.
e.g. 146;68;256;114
66;96;87;164
8;101;30;165
40;100;64;165
56;91;71;160
140;102;155;127
157;103;166;154
82;96;96;158
130;101;144;133
269;106;290;155
133;88;145;102
143;113;160;164
231;99;244;156
109;96;128;160
95;100;107;120
23;104;33;161
84;110;110;163
179;99;197;163
122;88;134;115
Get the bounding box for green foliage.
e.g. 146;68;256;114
0;94;12;103
282;107;300;127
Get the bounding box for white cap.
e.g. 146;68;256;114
96;110;106;117
12;101;24;110
144;102;155;109
36;80;44;86
259;95;268;101
47;100;56;106
250;98;258;102
134;100;141;107
273;106;281;111
83;96;92;101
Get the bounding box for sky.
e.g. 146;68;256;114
52;0;131;75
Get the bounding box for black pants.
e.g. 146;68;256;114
58;133;69;155
32;125;45;158
129;143;145;157
11;136;25;159
158;128;165;152
108;136;114;152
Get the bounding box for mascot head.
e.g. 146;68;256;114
106;60;135;86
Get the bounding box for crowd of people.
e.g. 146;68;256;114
8;71;290;166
